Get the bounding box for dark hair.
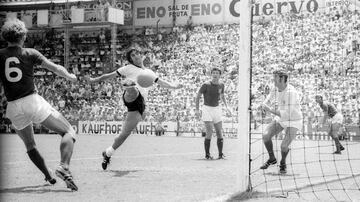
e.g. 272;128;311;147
273;69;288;83
211;67;222;75
126;49;136;65
1;18;27;43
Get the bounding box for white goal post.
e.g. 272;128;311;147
237;0;252;193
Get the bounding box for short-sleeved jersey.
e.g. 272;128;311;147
199;81;224;107
319;102;337;118
116;64;158;100
0;46;45;101
264;84;303;122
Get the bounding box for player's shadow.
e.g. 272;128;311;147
106;170;139;177
0;184;71;194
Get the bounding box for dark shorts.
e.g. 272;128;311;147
123;91;146;115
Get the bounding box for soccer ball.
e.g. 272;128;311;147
137;69;157;88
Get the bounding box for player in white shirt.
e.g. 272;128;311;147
258;70;303;174
85;49;182;170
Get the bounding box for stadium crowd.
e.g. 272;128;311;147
0;6;359;133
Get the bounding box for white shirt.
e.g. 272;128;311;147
264;84;303;122
116;64;153;100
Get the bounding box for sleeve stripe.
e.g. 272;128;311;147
116;70;122;77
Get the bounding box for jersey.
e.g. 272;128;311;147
199;81;224;107
0;46;45;101
116;64;157;100
319;102;337;118
266;84;303;122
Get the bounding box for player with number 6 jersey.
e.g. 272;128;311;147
0;18;78;191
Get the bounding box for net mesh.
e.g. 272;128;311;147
249;1;360;201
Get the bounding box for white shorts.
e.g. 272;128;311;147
202;105;222;124
275;116;303;131
6;94;56;130
329;113;343;124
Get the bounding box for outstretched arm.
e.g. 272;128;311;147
156;78;182;89
41;59;77;82
85;71;118;83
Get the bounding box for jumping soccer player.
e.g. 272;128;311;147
0;19;78;190
85;48;182;170
195;67;231;160
315;95;345;154
259;70;303;174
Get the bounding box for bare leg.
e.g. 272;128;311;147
41;112;76;168
112;111;142;150
41;112;78;190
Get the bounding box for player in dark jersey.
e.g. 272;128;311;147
315;95;345;154
195;67;231;160
0;19;78;190
85;48;182;170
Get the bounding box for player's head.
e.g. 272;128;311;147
126;49;143;66
1;18;28;44
273;69;288;87
315;95;323;104
210;67;221;79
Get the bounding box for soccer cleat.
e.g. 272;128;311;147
55;166;78;191
45;177;57;185
205;154;213;160
260;159;277;169
218;153;226;160
102;151;111;170
279;163;287;174
340;145;345;151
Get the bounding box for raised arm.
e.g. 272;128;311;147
85;71;118;83
41;59;77;82
156;78;182;89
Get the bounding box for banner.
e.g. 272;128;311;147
178;121;238;138
76;121;237;137
133;0;240;26
133;0;360;26
78;121;177;136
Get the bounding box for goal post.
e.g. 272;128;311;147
237;0;252;193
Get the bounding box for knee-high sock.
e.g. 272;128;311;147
333;137;342;151
27;148;51;179
217;138;223;155
280;149;289;165
204;139;211;155
264;140;275;159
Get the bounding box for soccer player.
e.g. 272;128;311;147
85;48;182;170
195;67;231;160
259;70;303;174
0;19;78;190
315;95;345;154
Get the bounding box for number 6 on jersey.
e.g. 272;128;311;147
5;57;22;82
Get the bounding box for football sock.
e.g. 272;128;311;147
333;137;342;151
27;148;51;179
280;149;289;165
204;139;211;155
106;146;115;157
217;138;223;155
264;141;275;160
